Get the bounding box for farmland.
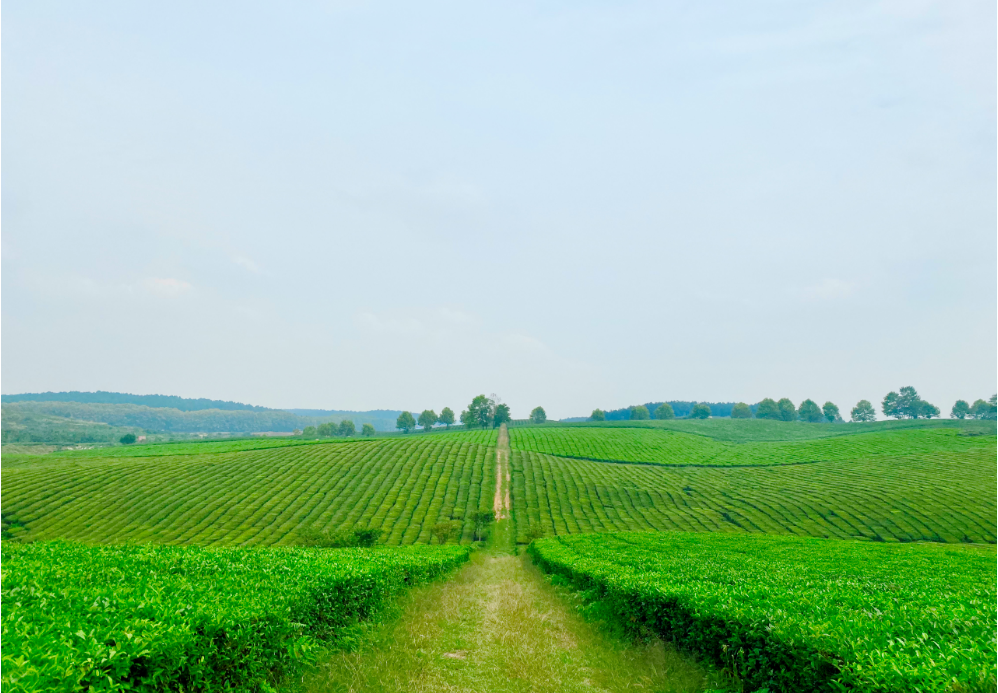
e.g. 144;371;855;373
2;541;470;693
2;435;496;546
508;420;996;466
2;419;995;692
509;446;995;543
529;532;996;693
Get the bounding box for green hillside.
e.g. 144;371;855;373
509;421;995;466
2;436;496;546
2;420;993;548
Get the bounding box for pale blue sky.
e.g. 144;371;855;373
3;1;995;418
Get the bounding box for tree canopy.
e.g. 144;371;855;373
438;407;455;428
689;403;711;419
119;433;137;444
882;387;938;419
494;403;512;427
468;395;495;429
730;402;752;419
777;398;797;422
361;423;376;436
755;398;780;420
338;420;356;436
417;409;437;432
590;409;605;421
396;411;416;433
851;400;876;422
529;406;547;424
951;400;970;419
969;396;998;420
798;399;823;423
629;405;650;420
653;403;675;420
822;401;841;423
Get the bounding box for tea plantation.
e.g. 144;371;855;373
2;541;470;693
529;532;996;693
2;435;497;546
2;419;994;692
509;420;995;466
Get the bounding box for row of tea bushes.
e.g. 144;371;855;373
529;531;996;692
2;541;471;692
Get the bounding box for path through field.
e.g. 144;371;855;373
301;550;717;693
494;423;511;519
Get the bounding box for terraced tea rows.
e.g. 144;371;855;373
2;436;496;546
509;424;994;466
556;417;990;443
510;447;996;544
530;532;997;693
3;541;471;693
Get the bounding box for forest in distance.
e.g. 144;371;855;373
1;387;996;447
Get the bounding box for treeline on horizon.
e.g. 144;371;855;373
595;388;997;423
0;391;272;412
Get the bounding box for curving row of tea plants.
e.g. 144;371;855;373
529;532;997;693
2;436;496;546
2;541;470;693
509;447;996;544
508;423;994;466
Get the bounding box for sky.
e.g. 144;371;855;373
2;1;995;419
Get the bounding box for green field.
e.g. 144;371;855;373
2;436;496;546
2;418;995;692
2;541;470;693
529;532;996;693
509;421;996;466
510;445;995;544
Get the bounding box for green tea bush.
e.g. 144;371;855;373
509;424;994;466
530;532;996;693
2;541;470;692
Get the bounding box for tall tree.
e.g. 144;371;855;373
654;403;675;420
438;407;455;429
468;395;495;429
494;403;512;427
798;399;823;423
529;406;547;424
396;411;416;433
417;409;438;432
884;386;937;419
338;420;356;436
755;398;780;420
777;398;797;422
822;401;841;423
951;400;970;419
689;403;711;419
969;397;998;420
851;400;876;422
302;425;318;438
730;402;752;419
629;405;650;420
361;423;376;436
590;409;605;421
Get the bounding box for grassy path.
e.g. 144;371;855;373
299;550;719;693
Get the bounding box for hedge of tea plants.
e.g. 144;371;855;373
2;541;470;692
510;446;995;544
529;531;996;692
508;424;994;466
2;436;496;546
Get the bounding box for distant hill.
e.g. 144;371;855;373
1;391;271;412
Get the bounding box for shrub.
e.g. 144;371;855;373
730;402;752;419
629;405;649;420
2;541;470;693
119;433;136;444
653;403;675;420
688;403;710;419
